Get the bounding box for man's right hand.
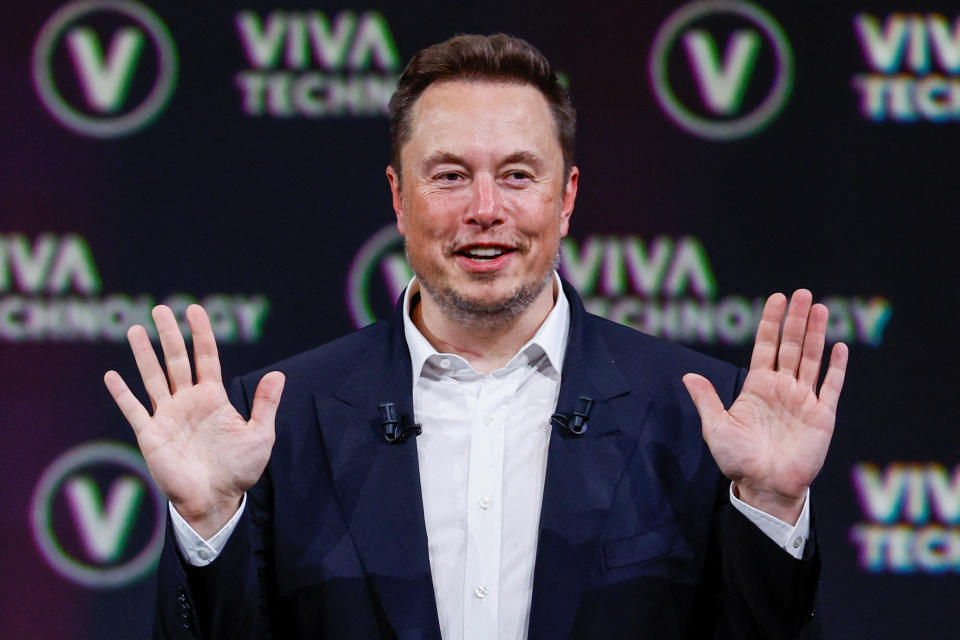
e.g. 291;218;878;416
104;304;284;539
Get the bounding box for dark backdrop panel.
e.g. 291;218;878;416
2;1;955;637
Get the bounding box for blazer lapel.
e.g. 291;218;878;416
313;305;441;639
527;282;655;640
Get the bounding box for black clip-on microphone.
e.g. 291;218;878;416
379;402;423;443
550;395;594;436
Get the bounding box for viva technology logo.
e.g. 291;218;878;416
853;13;960;122
234;10;399;117
649;0;793;141
32;0;177;138
346;226;892;348
30;441;165;587
851;463;960;573
0;232;269;342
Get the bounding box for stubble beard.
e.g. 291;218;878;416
407;244;559;332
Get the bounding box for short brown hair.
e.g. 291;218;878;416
388;33;576;178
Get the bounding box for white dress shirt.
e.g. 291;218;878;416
170;273;810;639
403;277;569;640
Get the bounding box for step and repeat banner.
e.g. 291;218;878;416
2;1;956;637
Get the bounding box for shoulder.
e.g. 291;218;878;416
235;320;393;398
580;311;743;396
563;278;741;390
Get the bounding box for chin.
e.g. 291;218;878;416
419;269;553;329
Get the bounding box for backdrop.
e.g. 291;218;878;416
3;1;955;637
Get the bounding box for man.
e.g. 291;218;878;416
105;34;847;639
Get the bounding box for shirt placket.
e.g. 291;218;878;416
462;373;506;640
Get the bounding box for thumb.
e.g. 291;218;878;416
681;373;725;428
249;371;285;433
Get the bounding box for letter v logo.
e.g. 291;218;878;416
31;441;166;588
66;27;145;113
649;0;793;141
65;475;144;562
682;29;760;115
32;0;177;138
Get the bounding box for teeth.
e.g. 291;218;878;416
466;247;505;258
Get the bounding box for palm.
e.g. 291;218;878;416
136;380;272;514
105;305;284;534
683;290;848;519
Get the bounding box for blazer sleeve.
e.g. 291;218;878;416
694;501;820;639
153;377;277;640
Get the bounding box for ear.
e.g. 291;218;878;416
559;166;579;237
386;165;406;235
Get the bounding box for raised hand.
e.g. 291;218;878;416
682;290;848;524
104;305;284;538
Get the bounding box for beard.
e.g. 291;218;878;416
407;242;559;332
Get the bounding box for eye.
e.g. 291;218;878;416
435;172;463;182
503;170;533;185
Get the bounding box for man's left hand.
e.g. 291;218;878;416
682;290;848;524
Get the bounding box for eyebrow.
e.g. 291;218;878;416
501;151;544;168
421;150;546;169
422;151;465;168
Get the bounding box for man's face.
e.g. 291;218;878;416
387;80;578;325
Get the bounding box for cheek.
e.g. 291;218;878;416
403;215;453;260
410;192;468;228
509;197;563;236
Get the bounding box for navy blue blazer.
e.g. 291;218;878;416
156;282;819;639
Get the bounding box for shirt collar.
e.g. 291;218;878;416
402;272;570;380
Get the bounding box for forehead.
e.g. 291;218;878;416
402;80;561;165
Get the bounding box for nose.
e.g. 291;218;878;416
466;172;503;228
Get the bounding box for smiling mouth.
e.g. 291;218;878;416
456;246;516;261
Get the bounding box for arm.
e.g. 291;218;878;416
702;494;821;640
684;290;846;638
154;455;277;639
104;305;284;638
689;420;819;639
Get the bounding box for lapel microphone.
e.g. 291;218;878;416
550;395;595;436
379;402;423;443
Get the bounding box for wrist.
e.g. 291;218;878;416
173;495;243;540
733;483;806;525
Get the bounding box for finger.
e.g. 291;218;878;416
104;370;151;434
818;342;849;413
797;303;828;390
187;305;222;384
128;324;170;409
682;373;725;429
153;305;193;393
249;372;285;438
749;293;787;372
777;289;813;376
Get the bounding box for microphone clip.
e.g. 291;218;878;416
379;402;423;443
550;395;594;437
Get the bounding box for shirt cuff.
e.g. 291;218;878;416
729;484;810;559
168;494;246;567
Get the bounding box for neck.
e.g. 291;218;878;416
412;279;557;374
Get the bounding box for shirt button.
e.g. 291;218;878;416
197;549;210;561
793;536;803;549
484;415;494;427
474;585;488;599
479;496;492;510
439;358;451;369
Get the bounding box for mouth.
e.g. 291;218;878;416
451;243;519;274
455;244;517;262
